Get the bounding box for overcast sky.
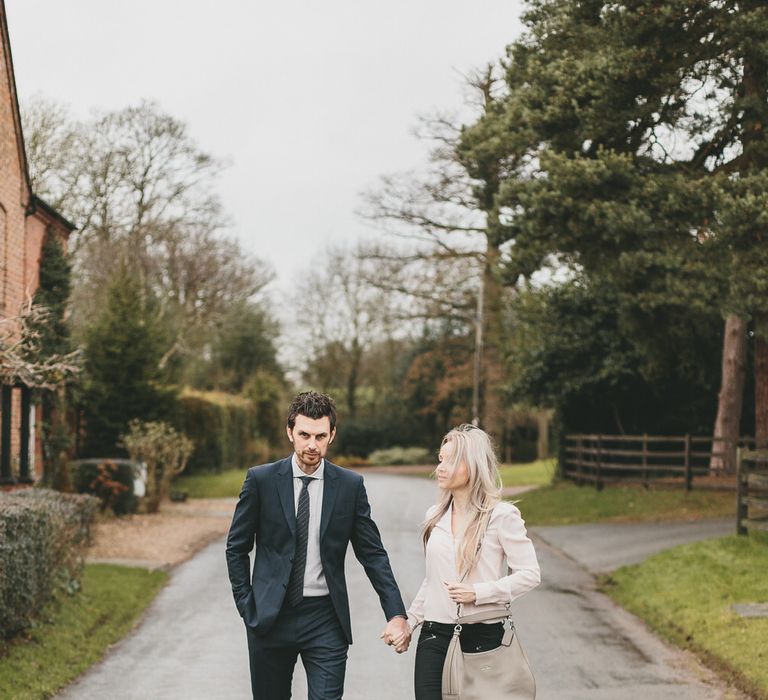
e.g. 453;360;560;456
6;1;524;290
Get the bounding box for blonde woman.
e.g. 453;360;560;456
402;425;541;699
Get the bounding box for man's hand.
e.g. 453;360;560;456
443;581;477;604
380;616;411;653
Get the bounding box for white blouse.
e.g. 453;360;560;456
407;500;540;628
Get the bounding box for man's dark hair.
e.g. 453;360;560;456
287;391;337;431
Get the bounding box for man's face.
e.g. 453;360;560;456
287;414;336;473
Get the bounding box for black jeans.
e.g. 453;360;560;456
414;620;504;700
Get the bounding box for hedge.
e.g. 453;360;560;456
0;489;98;639
176;389;269;473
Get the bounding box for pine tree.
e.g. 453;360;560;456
29;229;74;488
81;266;174;456
486;0;768;456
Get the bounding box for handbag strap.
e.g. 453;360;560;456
454;505;495;620
456;605;511;625
452;603;516;648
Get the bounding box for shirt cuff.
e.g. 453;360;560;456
473;582;497;606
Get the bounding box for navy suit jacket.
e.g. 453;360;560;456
225;457;406;644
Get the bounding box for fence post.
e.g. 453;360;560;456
576;436;583;485
596;434;603;491
684;434;692;491
642;433;648;489
736;447;748;535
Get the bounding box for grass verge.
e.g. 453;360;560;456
601;534;768;699
177;468;248;498
0;564;168;700
499;459;556;487
514;482;736;526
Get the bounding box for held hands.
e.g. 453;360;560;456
380;616;411;654
443;581;477;604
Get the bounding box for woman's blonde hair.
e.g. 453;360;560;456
422;424;502;576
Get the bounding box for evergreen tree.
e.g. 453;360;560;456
477;0;768;455
31;230;72;356
81;267;174;456
28;230;74;488
208;300;281;394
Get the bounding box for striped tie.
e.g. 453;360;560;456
286;476;313;606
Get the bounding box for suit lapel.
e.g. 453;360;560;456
276;458;295;535
319;462;339;540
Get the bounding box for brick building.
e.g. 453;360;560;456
0;2;75;485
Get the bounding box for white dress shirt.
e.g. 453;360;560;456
407;500;540;628
291;455;329;597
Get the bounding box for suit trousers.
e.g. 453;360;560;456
246;595;348;700
413;620;504;700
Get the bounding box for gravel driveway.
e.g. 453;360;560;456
57;474;744;699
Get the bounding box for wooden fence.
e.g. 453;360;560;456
563;434;755;490
736;449;768;535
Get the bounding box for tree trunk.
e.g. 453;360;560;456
755;312;768;448
710;314;747;471
480;245;506;437
536;409;553;460
346;338;362;419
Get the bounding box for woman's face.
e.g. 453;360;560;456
436;438;469;491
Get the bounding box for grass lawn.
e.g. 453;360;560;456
499;459;556;487
514;482;737;526
0;564;168;699
177;468;248;498
602;534;768;699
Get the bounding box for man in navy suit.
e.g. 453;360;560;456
226;391;411;699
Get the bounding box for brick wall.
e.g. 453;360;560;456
0;12;71;481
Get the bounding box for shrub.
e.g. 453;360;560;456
367;446;433;466
0;489;98;638
70;459;139;515
120;420;193;513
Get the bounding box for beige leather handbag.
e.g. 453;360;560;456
441;605;536;700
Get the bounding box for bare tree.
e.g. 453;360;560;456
359;65;514;431
1;298;82;390
289;244;399;418
22;96;85;214
22;98;274;370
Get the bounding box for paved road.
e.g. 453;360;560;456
533;518;734;574
58;475;743;700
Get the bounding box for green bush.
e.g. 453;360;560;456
70;459;138;515
367;446;433;466
177;389;266;473
0;489;98;638
335;417;405;457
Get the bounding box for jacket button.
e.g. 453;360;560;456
283;583;287;589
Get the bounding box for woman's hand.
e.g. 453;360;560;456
380;617;411;653
443;581;477;604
